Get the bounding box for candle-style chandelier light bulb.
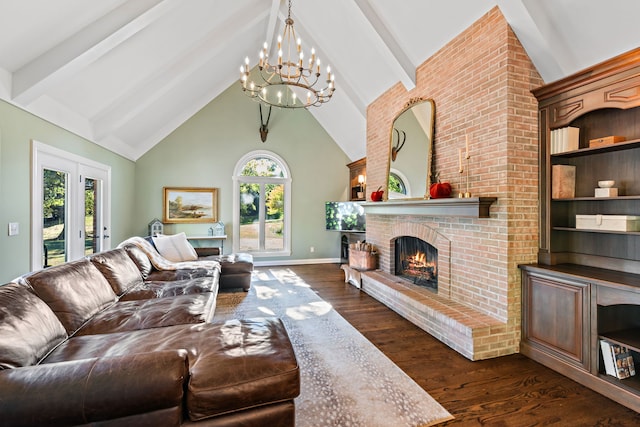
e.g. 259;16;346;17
240;0;336;109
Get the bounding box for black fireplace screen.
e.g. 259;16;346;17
394;236;437;290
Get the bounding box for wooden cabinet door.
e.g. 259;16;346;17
522;271;590;369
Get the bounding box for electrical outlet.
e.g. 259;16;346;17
8;222;19;236
310;246;315;253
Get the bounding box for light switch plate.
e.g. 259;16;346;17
8;222;19;236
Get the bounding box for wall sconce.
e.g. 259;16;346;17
357;174;366;199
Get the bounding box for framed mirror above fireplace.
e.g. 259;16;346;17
386;98;435;200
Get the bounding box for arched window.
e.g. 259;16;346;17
233;151;291;256
388;168;410;199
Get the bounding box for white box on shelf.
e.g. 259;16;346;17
594;187;618;198
576;214;640;232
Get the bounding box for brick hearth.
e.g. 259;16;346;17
361;270;502;360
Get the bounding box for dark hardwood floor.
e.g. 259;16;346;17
280;263;640;426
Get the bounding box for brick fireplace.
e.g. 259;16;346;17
361;201;509;360
360;8;542;360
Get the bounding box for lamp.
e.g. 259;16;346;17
357;174;365;199
240;0;335;109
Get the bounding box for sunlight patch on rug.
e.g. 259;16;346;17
214;267;453;427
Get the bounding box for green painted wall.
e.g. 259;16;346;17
0;100;136;283
134;82;350;262
0;78;350;283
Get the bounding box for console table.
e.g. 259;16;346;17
187;235;227;254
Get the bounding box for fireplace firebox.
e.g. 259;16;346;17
394;236;437;291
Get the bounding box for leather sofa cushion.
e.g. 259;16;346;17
44;318;300;421
76;293;216;336
200;253;254;275
0;283;68;368
122;244;153;278
0;351;187;427
185;318;300;421
199;253;253;291
146;267;218;282
89;248;144;295
26;259;117;335
120;276;218;301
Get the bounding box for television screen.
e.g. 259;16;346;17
325;201;366;231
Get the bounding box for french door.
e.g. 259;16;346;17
32;142;111;270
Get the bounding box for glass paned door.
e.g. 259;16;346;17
239;182;260;251
42;168;68;267
84;177;99;255
239;182;285;252
265;183;284;251
33;142;111;271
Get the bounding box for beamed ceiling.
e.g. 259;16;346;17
0;0;639;161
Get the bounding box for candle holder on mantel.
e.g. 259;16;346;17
457;148;472;198
464;151;471;198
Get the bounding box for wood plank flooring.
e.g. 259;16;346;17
279;263;640;426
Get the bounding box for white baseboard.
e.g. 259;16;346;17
254;257;341;267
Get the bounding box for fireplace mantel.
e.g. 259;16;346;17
361;197;497;218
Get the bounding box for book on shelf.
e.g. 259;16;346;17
600;339;636;379
550;126;580;154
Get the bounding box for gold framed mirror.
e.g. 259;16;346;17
386;98;435;200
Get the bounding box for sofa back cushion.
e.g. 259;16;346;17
0;282;68;368
89;248;144;295
122;244;154;279
26;259;117;335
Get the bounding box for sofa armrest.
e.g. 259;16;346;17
0;350;188;427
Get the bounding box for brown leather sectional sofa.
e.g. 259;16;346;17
0;244;300;426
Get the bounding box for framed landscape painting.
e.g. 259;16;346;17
163;187;218;223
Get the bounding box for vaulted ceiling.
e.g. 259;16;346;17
0;0;638;161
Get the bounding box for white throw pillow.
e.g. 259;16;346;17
152;232;198;262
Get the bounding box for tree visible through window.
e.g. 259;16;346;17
389;172;407;195
234;152;291;256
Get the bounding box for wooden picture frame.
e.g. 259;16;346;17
163;187;218;223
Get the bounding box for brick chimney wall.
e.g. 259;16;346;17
364;7;542;355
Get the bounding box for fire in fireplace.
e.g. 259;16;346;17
394;236;437;291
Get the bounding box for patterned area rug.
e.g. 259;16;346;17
213;266;453;427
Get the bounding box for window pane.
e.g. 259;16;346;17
239;183;259;251
241;157;284;177
389;172;407;194
265;183;284;250
43;169;67;267
84;178;98;255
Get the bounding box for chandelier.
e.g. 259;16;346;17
240;0;335;109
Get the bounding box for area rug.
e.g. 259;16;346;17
213;266;453;427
